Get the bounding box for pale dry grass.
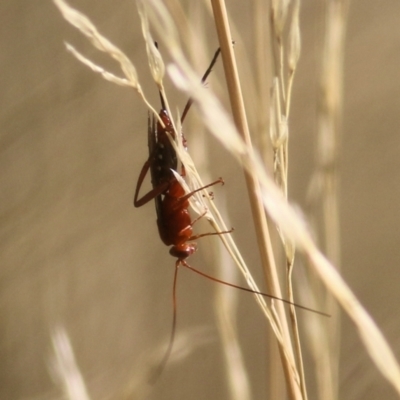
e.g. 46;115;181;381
51;0;400;399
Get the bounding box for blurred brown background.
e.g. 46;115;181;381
2;1;400;399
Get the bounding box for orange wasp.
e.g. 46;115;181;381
133;48;328;380
134;48;231;277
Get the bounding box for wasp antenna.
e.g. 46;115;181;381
182;262;330;318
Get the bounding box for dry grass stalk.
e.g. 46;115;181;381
185;3;252;398
213;223;252;400
270;1;308;398
54;0;161;124
319;0;346;397
303;2;349;400
50;327;91;400
209;0;302;398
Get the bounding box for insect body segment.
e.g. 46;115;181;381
134;47;222;209
150;109;179;188
156;176;228;259
133;107;180;208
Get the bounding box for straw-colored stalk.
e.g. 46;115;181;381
210;0;301;397
50;327;91;400
304;2;349;400
269;1;310;399
185;3;252;399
